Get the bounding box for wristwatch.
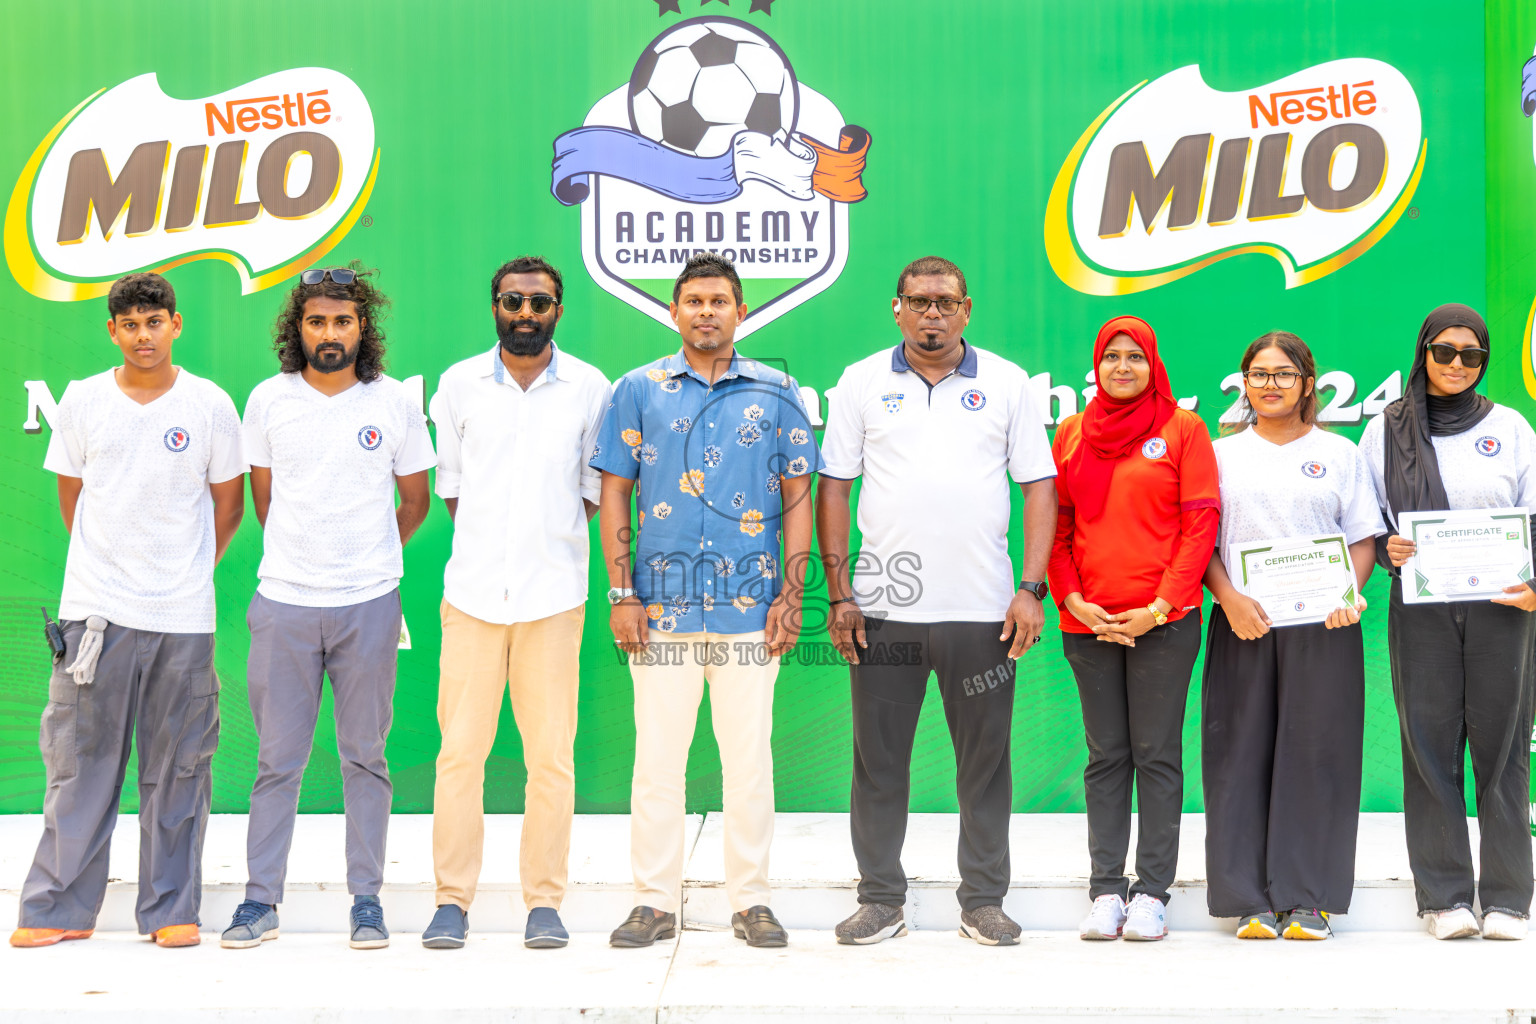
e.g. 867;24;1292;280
1146;603;1169;626
1018;579;1048;600
607;587;637;605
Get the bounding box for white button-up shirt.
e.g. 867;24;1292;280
432;343;610;625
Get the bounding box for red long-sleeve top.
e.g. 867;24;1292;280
1048;407;1220;633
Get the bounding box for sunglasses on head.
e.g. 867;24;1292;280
1426;341;1488;369
299;267;356;285
497;292;558;315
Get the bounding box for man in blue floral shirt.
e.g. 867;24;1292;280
592;253;819;950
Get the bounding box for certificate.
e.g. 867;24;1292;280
1399;507;1532;604
1229;533;1360;627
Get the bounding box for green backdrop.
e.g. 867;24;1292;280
0;0;1528;816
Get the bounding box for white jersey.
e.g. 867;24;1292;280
1359;404;1536;526
819;342;1056;622
243;372;436;607
45;367;247;633
1213;425;1385;567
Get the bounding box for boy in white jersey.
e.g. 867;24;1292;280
221;266;434;952
12;273;247;950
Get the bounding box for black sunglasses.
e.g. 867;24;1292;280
497;292;559;315
1427;341;1488;369
300;267;356;285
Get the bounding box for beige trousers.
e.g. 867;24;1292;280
629;630;779;914
432;600;583;910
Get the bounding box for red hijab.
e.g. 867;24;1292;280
1062;315;1178;521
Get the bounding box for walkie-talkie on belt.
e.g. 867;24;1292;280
42;607;66;664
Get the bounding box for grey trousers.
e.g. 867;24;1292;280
244;589;401;903
19;621;219;933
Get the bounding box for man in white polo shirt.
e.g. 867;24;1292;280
816;255;1057;947
13;272;246;951
422;256;610;951
221;265;434;953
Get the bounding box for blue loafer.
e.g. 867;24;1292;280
525;907;569;949
421;904;468;949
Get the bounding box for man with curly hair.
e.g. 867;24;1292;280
221;265;434;952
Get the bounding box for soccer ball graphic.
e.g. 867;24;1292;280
628;19;798;158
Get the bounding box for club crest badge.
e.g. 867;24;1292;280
550;16;871;338
1301;460;1327;478
960;389;986;411
881;392;904;414
1141;436;1168;459
163;427;190;452
358;425;383;450
1476;435;1501;456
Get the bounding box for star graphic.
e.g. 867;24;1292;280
748;0;775;10
654;0;681;12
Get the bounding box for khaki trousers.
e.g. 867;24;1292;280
629;630;778;914
432;600;583;910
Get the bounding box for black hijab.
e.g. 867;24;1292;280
1381;303;1495;518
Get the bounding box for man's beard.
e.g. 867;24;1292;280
305;342;359;374
913;332;945;351
497;318;554;357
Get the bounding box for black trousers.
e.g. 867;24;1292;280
1387;578;1536;917
849;618;1015;911
1061;613;1202;904
1202;605;1364;917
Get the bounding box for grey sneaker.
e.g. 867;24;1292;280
349;895;389;950
959;904;1021;946
834;903;907;945
1236;911;1279;939
220;900;279;949
1282;908;1332;940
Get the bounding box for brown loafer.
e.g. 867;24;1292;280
732;905;788;947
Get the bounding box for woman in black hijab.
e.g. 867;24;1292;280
1359;303;1536;941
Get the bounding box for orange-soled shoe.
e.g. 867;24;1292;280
10;927;93;947
152;924;201;948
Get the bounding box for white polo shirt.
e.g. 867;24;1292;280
820;341;1056;622
1213;426;1385;567
243;372;437;607
433;343;610;625
45;367;247;633
1359;405;1536;527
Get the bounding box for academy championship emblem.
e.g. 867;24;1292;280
1141;436;1167;459
882;392;904;414
550;16;871;338
5;68;378;301
1476;435;1501;456
1301;460;1326;478
358;425;383;450
1294;601;1305;612
1046;58;1425;295
163;427;190;452
960;389;986;411
1468;576;1480;587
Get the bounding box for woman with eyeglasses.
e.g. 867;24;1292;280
1049;315;1220;942
1359;304;1536;941
1201;331;1383;941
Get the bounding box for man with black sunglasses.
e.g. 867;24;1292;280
422;256;610;951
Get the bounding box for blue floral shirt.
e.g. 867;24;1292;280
590;349;822;635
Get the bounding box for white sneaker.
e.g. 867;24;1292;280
1425;907;1480;940
1079;894;1127;940
1482;912;1528;940
1122;893;1167;941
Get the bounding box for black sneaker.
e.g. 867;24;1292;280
731;905;788;947
834;903;907;945
959;905;1021;946
609;906;677;947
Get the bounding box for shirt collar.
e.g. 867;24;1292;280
485;342;565;386
663;348;765;383
890;340;977;378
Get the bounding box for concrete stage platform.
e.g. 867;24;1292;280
1;812;1533;1022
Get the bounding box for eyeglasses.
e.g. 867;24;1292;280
1243;370;1303;389
898;294;964;316
1426;342;1488;369
299;267;356;285
497;292;559;315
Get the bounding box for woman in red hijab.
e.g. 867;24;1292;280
1049;315;1220;942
